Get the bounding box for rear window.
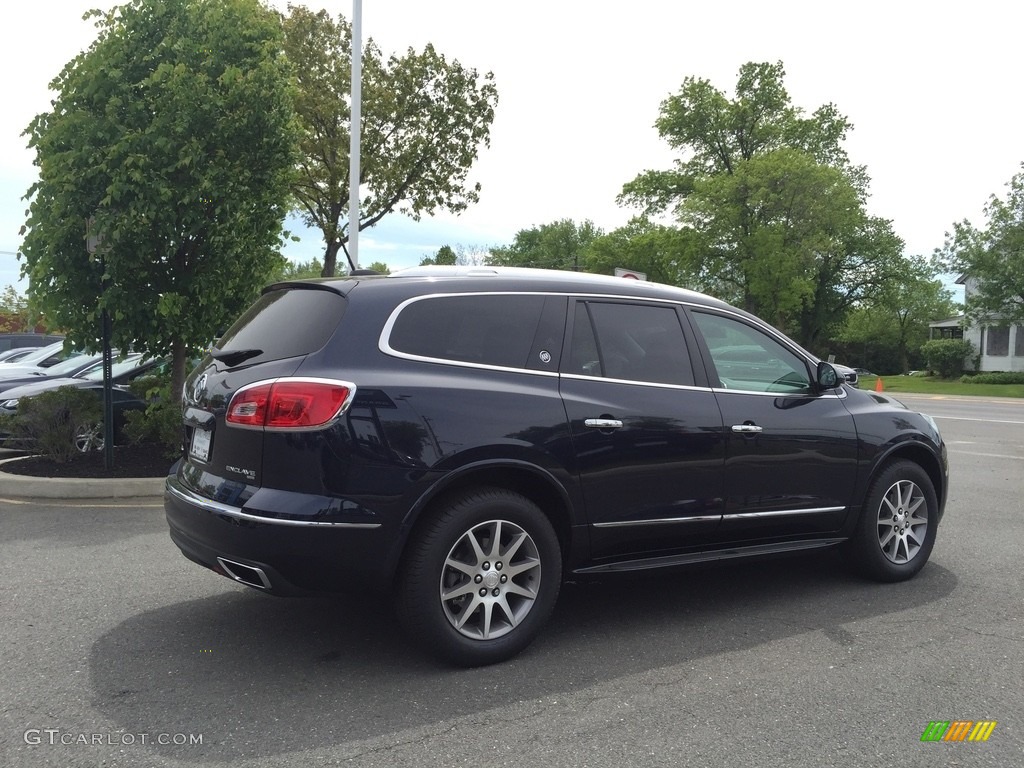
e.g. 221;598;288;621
388;294;546;369
216;287;346;364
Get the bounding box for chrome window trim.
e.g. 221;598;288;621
378;290;831;390
166;477;382;528
378;291;560;377
560;372;708;392
710;386;847;400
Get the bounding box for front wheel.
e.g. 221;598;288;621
396;487;562;666
847;460;938;582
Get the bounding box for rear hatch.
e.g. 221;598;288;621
178;283;350;501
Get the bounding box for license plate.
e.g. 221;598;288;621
190;428;212;463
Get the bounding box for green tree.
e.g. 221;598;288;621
921;339;974;378
619;61;902;346
420;245;457;266
366;260;390;275
839;255;957;373
419;244;488;267
940;163;1024;326
20;0;299;399
270;257;325;281
582;217;701;286
489;219;603;271
0;285;30;332
282;5;498;276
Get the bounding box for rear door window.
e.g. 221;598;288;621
565;301;694;386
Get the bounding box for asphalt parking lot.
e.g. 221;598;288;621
1;394;1021;767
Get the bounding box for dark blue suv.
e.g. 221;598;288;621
165;267;948;665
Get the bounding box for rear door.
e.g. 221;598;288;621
559;299;726;562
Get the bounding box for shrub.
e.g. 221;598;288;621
2;386;103;463
959;371;1024;385
123;375;181;458
920;339;974;378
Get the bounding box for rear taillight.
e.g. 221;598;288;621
226;378;354;430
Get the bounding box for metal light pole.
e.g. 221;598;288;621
86;217;114;470
348;0;362;271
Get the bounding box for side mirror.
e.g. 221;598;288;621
817;361;840;390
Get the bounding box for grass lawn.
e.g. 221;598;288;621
859;375;1024;398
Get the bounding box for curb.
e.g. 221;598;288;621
0;457;165;499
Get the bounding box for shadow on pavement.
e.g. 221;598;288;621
88;550;958;761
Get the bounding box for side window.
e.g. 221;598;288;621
986;326;1009;357
691;311;810;393
388;294;546;369
565;301;694;386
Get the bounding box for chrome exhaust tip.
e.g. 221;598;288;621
216;557;272;590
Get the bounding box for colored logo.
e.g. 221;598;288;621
921;721;997;742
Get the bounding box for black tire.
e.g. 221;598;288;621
396;487;562;666
847;460;938;582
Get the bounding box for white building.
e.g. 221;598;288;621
930;275;1024;372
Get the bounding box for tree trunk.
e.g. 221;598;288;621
322;239;341;277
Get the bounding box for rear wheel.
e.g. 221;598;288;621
74;423;104;453
847;460;938;582
396;487;562;666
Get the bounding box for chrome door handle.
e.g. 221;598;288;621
731;424;763;433
585;418;623;429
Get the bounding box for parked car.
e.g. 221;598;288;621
833;363;859;387
0;348;37;364
165;267;948;666
0;333;64;353
0;340;77;375
0;354;165;451
0;351;103;391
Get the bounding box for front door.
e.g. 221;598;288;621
688;309;859;542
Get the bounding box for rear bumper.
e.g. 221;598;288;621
164;476;395;595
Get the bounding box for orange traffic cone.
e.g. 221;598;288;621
875;377;884;392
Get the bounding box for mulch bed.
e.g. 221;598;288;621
1;443;176;479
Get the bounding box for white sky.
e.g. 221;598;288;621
2;0;1023;292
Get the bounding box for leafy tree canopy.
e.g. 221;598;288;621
419;244;487;267
582;217;702;286
620;61;857;218
489;219;603;272
20;0;299;397
838;255;957;373
0;286;30;333
270;257;324;281
282;5;498;276
940;162;1024;326
420;245;457;266
619;61;902;346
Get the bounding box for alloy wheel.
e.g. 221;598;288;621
438;519;542;640
875;479;928;564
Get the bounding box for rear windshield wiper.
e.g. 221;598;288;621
210;348;263;367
